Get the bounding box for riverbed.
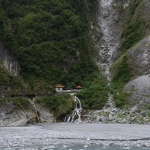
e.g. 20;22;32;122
0;123;150;149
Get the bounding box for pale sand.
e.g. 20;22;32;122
0;123;150;148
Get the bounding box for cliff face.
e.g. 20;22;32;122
0;99;54;126
92;0;150;109
121;0;150;107
110;0;150;108
124;36;150;106
87;0;150;123
0;42;19;76
127;36;150;76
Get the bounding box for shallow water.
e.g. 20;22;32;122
1;144;150;150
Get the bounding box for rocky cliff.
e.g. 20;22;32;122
119;0;150;108
0;42;19;76
108;0;150;107
84;0;150;124
0;98;54;126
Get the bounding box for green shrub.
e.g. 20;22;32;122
36;94;73;118
112;56;133;87
113;90;129;108
76;74;108;109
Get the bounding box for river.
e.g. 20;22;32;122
1;144;150;150
0;123;150;149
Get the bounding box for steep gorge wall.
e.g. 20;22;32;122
110;0;150;108
86;0;150;123
91;0;131;79
0;41;24;98
92;0;150;108
91;0;130;103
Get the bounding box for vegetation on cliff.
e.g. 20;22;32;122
0;64;25;95
111;55;133;108
0;97;30;110
36;94;73;118
0;0;97;87
121;0;147;52
0;0;108;111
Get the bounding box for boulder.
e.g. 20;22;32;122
37;105;54;123
124;75;150;106
127;36;150;76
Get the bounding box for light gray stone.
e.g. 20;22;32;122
124;75;150;106
127;36;150;76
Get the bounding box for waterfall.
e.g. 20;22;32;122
65;93;82;123
98;0;120;105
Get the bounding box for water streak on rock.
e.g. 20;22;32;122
29;98;40;123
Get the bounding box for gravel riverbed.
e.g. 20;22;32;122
0;123;150;148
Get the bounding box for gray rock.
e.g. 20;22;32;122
0;100;54;126
127;36;150;76
130;105;138;114
124;75;150;106
8;118;28;126
100;116;106;123
37;105;54;123
109;114;113;121
140;111;146;116
96;116;101;122
5;101;15;113
0;41;19;75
